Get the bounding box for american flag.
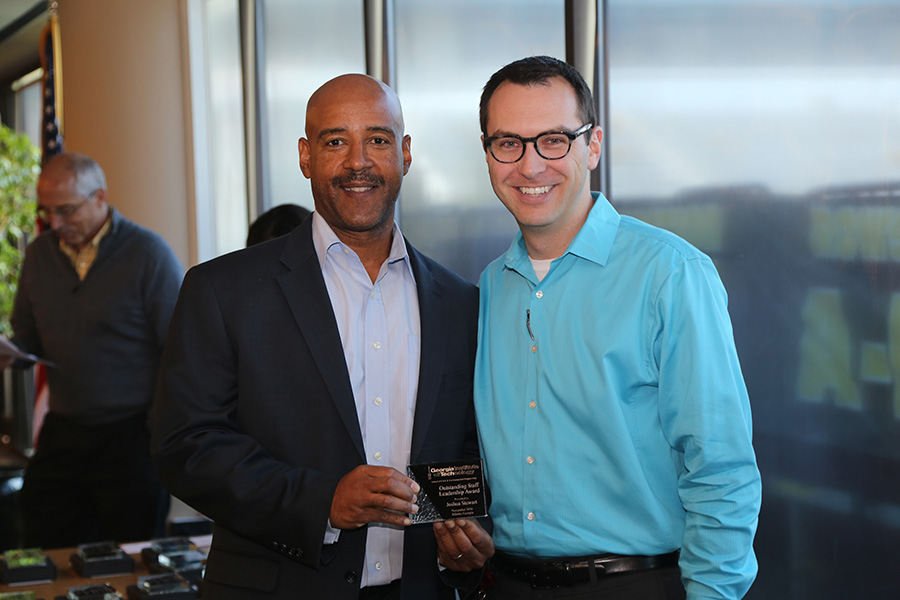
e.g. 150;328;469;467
33;8;65;444
40;14;63;162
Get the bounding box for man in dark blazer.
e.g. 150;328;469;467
151;74;493;599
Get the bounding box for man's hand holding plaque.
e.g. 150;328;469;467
406;459;487;523
433;518;494;572
407;459;493;571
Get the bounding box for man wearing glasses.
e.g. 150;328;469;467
1;152;183;548
473;56;761;599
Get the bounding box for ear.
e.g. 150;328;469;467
481;134;490;165
93;188;108;208
401;134;412;175
587;126;603;170
298;138;312;179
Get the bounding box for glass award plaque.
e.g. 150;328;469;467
0;591;37;600
70;542;134;578
140;538;195;569
151;549;205;585
0;548;56;584
65;583;122;600
125;573;198;600
407;459;488;524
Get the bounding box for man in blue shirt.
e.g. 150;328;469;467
473;56;761;599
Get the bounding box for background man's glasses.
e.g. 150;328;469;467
484;123;593;163
37;189;99;221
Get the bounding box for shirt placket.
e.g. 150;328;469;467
522;285;543;540
363;280;393;584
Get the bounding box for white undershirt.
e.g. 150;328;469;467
530;257;556;281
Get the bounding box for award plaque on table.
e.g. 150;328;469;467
139;538;194;569
70;542;134;578
407;459;487;524
0;590;39;599
125;573;198;600
0;548;57;584
150;550;205;586
57;582;122;599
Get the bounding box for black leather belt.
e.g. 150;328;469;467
491;550;680;588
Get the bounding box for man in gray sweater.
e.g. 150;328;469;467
1;152;183;548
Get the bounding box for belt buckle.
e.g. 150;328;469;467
529;560;567;589
563;560;585;587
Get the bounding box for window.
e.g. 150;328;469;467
608;2;900;597
261;0;365;212
395;0;565;281
205;0;249;256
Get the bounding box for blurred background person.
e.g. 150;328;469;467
246;203;311;247
0;152;184;548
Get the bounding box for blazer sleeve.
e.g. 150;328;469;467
150;264;340;568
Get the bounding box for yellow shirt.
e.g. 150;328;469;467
59;214;113;281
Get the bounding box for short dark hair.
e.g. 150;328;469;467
246;204;311;246
479;55;597;139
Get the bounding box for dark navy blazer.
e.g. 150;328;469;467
151;216;481;600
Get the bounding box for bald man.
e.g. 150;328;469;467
152;75;492;600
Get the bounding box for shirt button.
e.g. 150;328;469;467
526;456;534;464
527;512;535;521
535;290;543;298
529;401;536;408
374;397;382;406
374;451;382;460
531;345;537;353
375;562;383;570
373;341;381;350
370;289;376;298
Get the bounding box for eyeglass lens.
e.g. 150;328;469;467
491;133;575;163
488;124;592;164
37;190;97;220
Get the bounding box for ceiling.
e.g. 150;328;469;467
0;1;48;86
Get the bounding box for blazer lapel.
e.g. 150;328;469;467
407;242;447;463
276;223;365;461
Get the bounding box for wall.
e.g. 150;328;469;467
56;0;192;267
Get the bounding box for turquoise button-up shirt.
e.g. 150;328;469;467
474;193;761;600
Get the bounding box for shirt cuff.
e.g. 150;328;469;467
324;519;341;544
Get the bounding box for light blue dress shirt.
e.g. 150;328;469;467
474;193;761;600
313;213;421;588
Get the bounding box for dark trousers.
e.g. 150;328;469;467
20;412;169;549
482;565;686;600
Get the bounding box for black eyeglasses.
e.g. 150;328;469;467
37;189;100;222
484;123;593;163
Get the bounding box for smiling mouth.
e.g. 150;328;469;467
518;185;553;196
333;171;383;193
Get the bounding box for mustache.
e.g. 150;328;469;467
332;170;384;187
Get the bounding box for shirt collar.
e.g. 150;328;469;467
58;208;113;255
502;192;620;275
565;192;620;266
311;211;414;280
